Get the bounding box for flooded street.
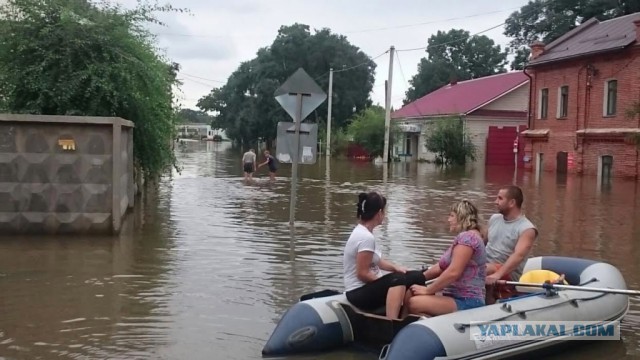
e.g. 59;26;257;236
1;141;639;359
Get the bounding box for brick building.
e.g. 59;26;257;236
522;13;640;181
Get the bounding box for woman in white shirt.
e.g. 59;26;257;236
343;192;415;320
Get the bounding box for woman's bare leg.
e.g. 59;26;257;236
386;285;407;320
400;289;413;318
407;295;457;317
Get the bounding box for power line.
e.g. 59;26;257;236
396;22;506;52
154;7;520;39
342;7;520;34
181;72;226;83
395;51;424;116
334;50;390;73
167;6;540;102
178;77;217;87
313;50;390;80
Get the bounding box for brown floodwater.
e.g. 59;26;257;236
1;140;639;359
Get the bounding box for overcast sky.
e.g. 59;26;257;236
121;0;531;112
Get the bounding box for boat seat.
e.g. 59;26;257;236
370;306;387;316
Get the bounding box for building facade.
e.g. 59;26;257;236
392;72;530;166
523;13;640;181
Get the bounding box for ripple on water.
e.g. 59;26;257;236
1;144;639;360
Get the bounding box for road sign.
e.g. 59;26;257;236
274;68;327;122
274;68;327;226
276;122;318;164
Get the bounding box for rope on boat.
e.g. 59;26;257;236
453;278;608;332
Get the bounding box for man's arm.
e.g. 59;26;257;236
490;228;536;280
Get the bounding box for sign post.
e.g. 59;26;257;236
274;68;327;226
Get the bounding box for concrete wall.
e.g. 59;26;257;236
0;114;135;235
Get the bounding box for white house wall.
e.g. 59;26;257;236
480;84;529;111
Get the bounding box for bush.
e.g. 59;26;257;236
423;116;476;166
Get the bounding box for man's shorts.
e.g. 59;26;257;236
243;163;254;173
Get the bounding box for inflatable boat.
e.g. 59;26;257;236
261;256;631;359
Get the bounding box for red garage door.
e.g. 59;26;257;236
486;125;527;167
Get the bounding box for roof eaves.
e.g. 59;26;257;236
393;113;463;121
527;45;631;66
464;79;529;115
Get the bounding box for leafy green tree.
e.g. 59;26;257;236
505;0;640;69
197;23;377;148
404;29;508;103
177;108;215;124
626;102;640;148
0;0;184;180
347;105;399;159
423;117;476;166
510;48;531;71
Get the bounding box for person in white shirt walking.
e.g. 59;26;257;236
242;149;256;181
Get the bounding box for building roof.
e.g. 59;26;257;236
392;72;529;119
528;12;640;66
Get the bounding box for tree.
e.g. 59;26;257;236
423;117;476;166
504;0;640;69
404;29;508;103
197;23;376;147
626;101;640;149
177;108;215;124
347;105;399;159
0;0;184;180
510;48;531;71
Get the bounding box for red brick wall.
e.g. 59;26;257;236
527;139;639;178
525;46;640;178
582;140;639;178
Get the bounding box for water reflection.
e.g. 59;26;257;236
0;141;639;360
0;181;178;359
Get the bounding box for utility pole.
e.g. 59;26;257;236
383;46;395;164
326;68;333;158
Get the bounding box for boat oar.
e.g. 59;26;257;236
498;280;640;296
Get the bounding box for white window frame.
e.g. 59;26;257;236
537;88;549;119
557;85;569;118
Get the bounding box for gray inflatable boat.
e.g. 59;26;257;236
262;256;630;359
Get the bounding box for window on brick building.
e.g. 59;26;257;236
604;80;617;116
539;88;548;119
557;86;569;118
601;155;613;189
